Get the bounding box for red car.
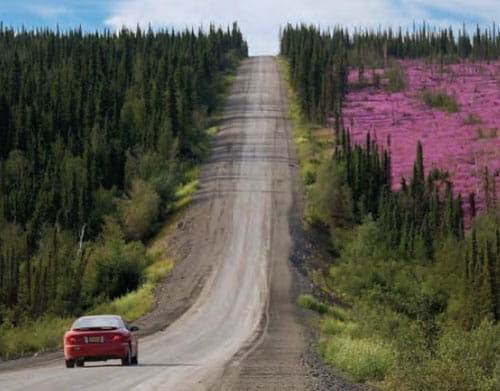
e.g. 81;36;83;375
64;315;139;368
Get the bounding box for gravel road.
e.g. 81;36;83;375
0;56;301;390
0;56;369;391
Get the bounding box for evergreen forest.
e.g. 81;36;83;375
0;23;248;329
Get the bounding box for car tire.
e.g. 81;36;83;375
121;347;132;366
65;359;75;368
76;360;84;367
131;351;138;365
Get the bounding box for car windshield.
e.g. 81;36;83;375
73;316;122;330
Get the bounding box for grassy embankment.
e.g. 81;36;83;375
279;57;395;384
0;71;237;360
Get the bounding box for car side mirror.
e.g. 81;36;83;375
129;326;139;332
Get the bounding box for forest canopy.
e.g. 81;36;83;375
0;23;248;325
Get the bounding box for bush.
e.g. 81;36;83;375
320;335;395;382
393;323;500;391
320;316;355;335
463;112;483;125
383;63;407;92
297;294;347;320
0;317;71;360
422;89;459;112
82;228;149;302
144;258;173;283
88;283;156;322
120;180;160;240
310;160;353;229
298;294;330;314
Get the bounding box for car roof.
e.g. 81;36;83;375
77;315;122;320
72;315;125;327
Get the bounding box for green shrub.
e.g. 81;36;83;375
320;316;355;335
144;258;173;283
298;294;330;314
475;127;498;140
310;160;353;230
82;232;149;302
0;317;71;360
297;294;347;320
173;179;199;211
321;335;395;382
88;283;155;322
422;89;459;112
383;63;407;92
304;170;316;185
393;323;500;391
463;112;483;125
120;179;161;241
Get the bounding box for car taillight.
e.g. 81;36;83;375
111;335;122;342
66;336;77;344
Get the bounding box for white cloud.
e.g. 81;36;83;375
105;0;498;55
27;5;70;19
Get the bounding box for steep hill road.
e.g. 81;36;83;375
0;56;312;390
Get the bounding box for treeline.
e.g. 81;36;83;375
282;24;500;389
280;23;500;124
0;24;247;324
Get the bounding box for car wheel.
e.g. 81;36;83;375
65;359;75;368
76;360;84;367
121;347;132;366
131;351;138;365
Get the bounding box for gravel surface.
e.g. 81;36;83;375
0;56;376;391
218;58;376;390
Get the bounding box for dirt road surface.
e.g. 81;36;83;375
0;56;323;390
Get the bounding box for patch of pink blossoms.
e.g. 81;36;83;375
344;60;500;216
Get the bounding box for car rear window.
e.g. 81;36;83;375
73;316;122;330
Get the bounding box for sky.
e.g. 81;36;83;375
0;1;498;55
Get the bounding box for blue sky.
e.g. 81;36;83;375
0;1;497;54
0;1;110;32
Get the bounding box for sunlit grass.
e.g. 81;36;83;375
144;257;173;283
88;283;156;322
319;334;395;383
0;317;72;360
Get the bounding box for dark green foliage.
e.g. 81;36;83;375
0;24;248;324
422;89;459;112
383;63;407;92
280;25;349;124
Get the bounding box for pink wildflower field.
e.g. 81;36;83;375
344;60;500;214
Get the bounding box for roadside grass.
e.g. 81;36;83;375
144;257;174;283
278;57;333;221
297;294;346;320
282;57;397;386
0;317;72;360
0;68;239;362
298;293;395;384
318;334;395;383
88;283;156;321
172;176;199;211
422;89;459;112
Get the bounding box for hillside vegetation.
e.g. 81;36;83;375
281;24;500;390
0;24;247;357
